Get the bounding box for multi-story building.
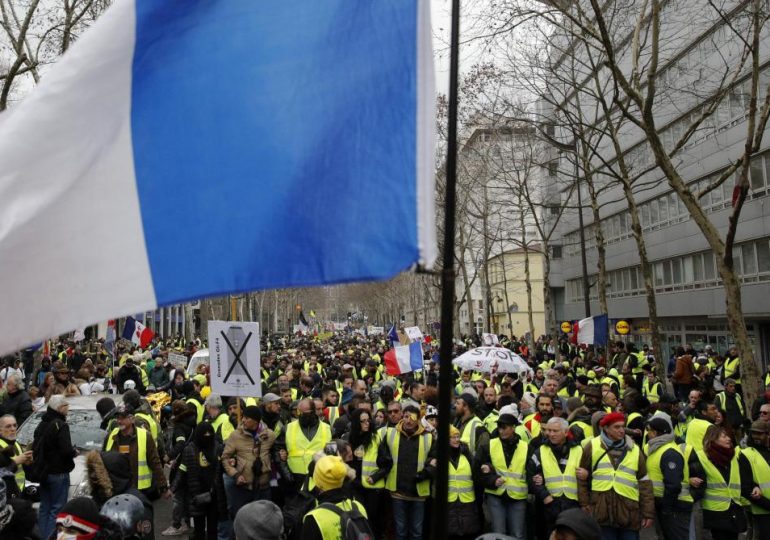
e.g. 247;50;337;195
544;0;770;362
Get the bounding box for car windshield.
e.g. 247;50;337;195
17;409;107;450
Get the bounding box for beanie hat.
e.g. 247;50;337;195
56;497;102;537
448;425;460;438
234;500;283;540
96;397;116;419
499;403;519;419
599;412;625;427
313;455;348;491
243;406;262;422
204;394;222;408
647;417;672;435
459;391;478;410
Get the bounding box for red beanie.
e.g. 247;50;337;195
599;412;626;427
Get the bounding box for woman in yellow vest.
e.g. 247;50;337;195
689;425;752;540
425;425;480;540
345;408;385;539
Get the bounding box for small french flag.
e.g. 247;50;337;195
121;316;155;349
572;314;609;346
384;341;423;375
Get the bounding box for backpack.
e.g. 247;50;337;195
317;502;374;540
28;419;59;482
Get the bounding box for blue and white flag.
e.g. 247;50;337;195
387;324;400;345
0;1;436;354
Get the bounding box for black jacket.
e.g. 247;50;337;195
32;408;76;475
689;450;753;533
1;390;31;426
653;446;692;512
172;442;227;519
374;427;432;496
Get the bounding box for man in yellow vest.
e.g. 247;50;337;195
641;365;662;404
477;410;529;539
715;379;746;437
0;414;32;494
685;400;718;452
577;412;655;536
723;347;742;396
102;404;169;499
205;393;234;443
303;455;371;540
528;417;582;537
281;398;331;492
645;415;692;540
742;420;770;537
454;391;488;457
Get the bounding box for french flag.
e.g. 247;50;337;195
0;1;436;355
384;342;424;376
572;314;609;345
121;316;155;349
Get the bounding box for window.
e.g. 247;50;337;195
683;257;694;283
743;243;757;275
693;254;704;281
630;267;639;290
757;239;770;273
548;161;558;177
659;196;669;222
672;258;682;284
663;260;673;286
752;158;766;192
552;245;563;259
703;253;716;280
655;262;664;287
732;247;743;276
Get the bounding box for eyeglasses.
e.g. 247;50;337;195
761;410;770;416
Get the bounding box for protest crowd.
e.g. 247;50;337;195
0;329;769;540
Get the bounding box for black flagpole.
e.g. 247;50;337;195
432;1;460;539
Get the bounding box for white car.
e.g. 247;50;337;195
16;394;123;500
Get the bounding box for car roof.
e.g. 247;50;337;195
57;394;123;410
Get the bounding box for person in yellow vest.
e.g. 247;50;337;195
455;370;473;395
723;347;742;396
685;400;718;452
523;394;555;443
528;417;582;537
204;393;234;443
281;398;332;492
689;424;752;540
714;379;746;438
641;366;662;405
102;404;169;499
576;412;655;537
259;393;284;438
740;420;770;538
181;380;205;424
644;415;692;540
0;414;32;495
346;408;386;538
424;425;481;539
303;455;371;540
221;406;276;521
454;391;488;457
477;410;528;539
368;404;432;540
480;386;500;433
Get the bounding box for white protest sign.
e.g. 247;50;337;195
404;326;423;342
333;322;347;331
168;352;188;370
208;321;261;397
368;326;384;335
482;333;499;346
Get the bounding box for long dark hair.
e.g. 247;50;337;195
348;408;375;450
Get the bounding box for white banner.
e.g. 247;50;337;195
168;352;188;370
208;321;261;397
368;326;384;335
481;333;499;346
404;326;423;342
333;322;347;331
293;324;308;335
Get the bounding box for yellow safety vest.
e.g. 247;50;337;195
570;420;593;441
304;498;368;540
540;444;581;500
384;427;431;497
685;419;712;452
741;447;770;515
459;416;483;455
486;437;528;499
105;427;152;490
590;437;640;501
186;398;204;424
627;412;643;427
483;411;499;433
447;453;474;503
0;440;24;491
327;407;339;426
642;379;660;404
286;421;331;475
645;441;693;502
210;413;234;442
697;449;743;511
134;412;159;442
524;414;541;438
724;357;741;384
715;392;745;417
361;431;385;489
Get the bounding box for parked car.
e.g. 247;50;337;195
16;394;123;500
186;348;209;376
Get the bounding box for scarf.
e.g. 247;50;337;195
600;431;626;450
707;443;735;468
647;433;675;455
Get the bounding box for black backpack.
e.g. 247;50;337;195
317;502;374;540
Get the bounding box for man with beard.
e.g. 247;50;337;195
454;391;487;457
45;364;81;400
480;386;500;433
280;398;331;493
524;394;554;445
260;393;284;436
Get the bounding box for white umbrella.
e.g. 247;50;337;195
452;346;530;375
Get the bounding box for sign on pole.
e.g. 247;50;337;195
404;326;423;342
208;320;261;397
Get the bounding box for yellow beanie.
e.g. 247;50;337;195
313;455;347;492
449;425;460;438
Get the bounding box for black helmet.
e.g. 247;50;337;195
100;494;149;538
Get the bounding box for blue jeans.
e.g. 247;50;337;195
391;497;425;540
39;473;70;540
222;474;271;520
601;526;640;540
486;494;526;540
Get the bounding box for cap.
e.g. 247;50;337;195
750;420;770;433
262;393;281;404
646;417;672;435
599;412;625;427
313;455;348;491
425;405;438;418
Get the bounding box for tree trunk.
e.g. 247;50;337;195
542;247;555;338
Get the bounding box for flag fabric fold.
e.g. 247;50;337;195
572;314;609;345
387;324;400;346
384;341;423;375
0;0;436;355
121;316;154;349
